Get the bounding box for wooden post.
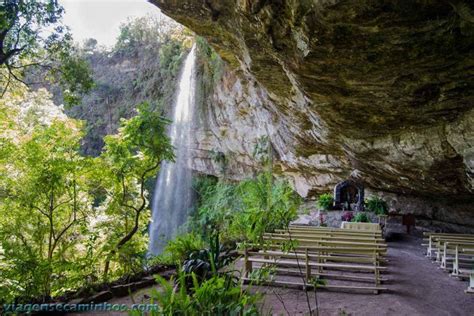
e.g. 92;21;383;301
374;250;380;285
374;250;380;294
467;272;474;294
436;241;442;262
441;242;448;269
305;248;311;281
452;245;459;276
244;247;252;277
427;236;432;257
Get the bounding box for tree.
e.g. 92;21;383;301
0;0;94;104
0;0;64;66
0;92;174;301
83;38;98;53
98;102;174;280
0;90;95;300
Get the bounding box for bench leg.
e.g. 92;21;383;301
452;246;459;276
318;251;323;274
374;252;380;286
305;248;311;280
436;245;442;263
426;237;432;257
244;248;252;277
466;273;474;294
441;243;447;269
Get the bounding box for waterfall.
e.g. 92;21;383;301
149;44;196;255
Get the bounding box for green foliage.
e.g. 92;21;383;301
139;272;260;316
234;173;300;243
159;40;185;79
192;176;239;239
308;275;327;288
192;172;301;245
0;93;94;300
0;0;65;66
0;93;174;301
182;234;233;283
317;193;333;211
97;102;173;279
56;53;95;108
59;16;186;156
248;265;276;285
161;233;205;265
196;37;224;85
365;196;388;215
0;1;94;103
352;212;370;223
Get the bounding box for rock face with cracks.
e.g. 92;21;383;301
151;0;474;231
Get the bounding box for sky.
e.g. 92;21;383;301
59;0;164;47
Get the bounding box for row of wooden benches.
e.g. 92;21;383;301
240;224;389;294
423;232;474;294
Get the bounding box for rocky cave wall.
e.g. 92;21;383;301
151;0;474;232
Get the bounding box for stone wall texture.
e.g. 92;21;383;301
151;0;474;232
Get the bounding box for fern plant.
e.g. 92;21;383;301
365;196;388;215
140;272;261;316
317;193;333;211
352;212;370;223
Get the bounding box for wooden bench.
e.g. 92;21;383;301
241;245;387;294
340;221;382;232
459;249;474;294
423;232;474;257
424;234;474;258
263;236;387;251
240;226;388;294
287;228;382;238
265;232;386;243
241;278;388;294
290;225;382;235
452;247;474;278
422;232;474;295
275;229;384;239
439;241;474;272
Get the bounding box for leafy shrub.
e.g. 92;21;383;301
192;177;239;240
162;233;205;265
352;213;370;223
365;196;388;215
196;36;224;85
317;193;333;211
341;211;354;222
142;272;260;316
182;234;233;284
233;173;301;243
192;172;301;245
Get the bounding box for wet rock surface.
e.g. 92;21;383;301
152;0;474;231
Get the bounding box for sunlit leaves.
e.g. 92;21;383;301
0;94;174;301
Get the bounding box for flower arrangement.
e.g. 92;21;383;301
341;211;354;222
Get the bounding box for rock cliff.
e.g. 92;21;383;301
151;0;474;231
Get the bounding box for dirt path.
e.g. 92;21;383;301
256;234;474;315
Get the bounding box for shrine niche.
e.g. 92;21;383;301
333;180;364;211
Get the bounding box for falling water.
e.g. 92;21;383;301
149;44;196;255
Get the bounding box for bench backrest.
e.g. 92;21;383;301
340;221;381;232
286;227;382;237
266;233;384;243
264;236;387;248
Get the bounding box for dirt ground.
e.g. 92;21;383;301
254;233;474;316
72;234;474;316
